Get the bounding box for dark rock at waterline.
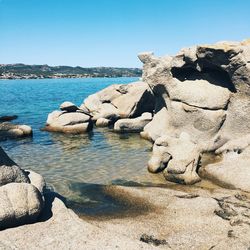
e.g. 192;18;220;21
0;115;18;122
0;122;32;140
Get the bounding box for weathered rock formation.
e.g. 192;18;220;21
139;39;250;189
42;39;250;191
43;81;155;133
0;147;44;229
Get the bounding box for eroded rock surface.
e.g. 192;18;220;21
139;39;250;187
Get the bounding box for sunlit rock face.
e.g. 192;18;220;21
139;40;250;188
81;81;155;123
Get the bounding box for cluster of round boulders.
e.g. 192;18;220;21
43;81;155;134
42;39;250;192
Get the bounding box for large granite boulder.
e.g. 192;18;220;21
114;112;152;133
0;183;43;230
80;81;155;124
139;39;250;186
0;122;32;140
43;103;93;134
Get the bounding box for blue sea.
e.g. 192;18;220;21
0;78;165;204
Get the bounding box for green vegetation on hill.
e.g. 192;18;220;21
0;64;142;79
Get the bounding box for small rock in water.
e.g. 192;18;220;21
0;115;18;122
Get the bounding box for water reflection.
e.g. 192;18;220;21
49;131;93;152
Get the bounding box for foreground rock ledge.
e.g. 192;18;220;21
1;184;250;249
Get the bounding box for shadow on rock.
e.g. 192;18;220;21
38;191;67;222
66;182;156;220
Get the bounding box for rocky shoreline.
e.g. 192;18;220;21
1;39;250;249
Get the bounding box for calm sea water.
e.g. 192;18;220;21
0;78;165;204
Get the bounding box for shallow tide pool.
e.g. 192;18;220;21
0;77;165;205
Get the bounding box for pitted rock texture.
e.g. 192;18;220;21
139;39;250;187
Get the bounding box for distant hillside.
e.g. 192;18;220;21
0;64;142;79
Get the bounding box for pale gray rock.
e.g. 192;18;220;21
27;170;46;194
82;81;155;123
112;82;155;118
60;101;79;112
148;133;201;184
96;117;112;127
0;183;43;230
44;110;92;134
139;39;250;187
168;78;231;110
199;135;250;192
199;150;250;192
91;102;120;121
0;190;157;249
1;183;250;249
114;112;152;133
0;147;29;186
140;107;170;142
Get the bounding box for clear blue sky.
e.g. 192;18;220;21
0;0;250;67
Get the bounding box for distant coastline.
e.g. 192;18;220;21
0;64;142;80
